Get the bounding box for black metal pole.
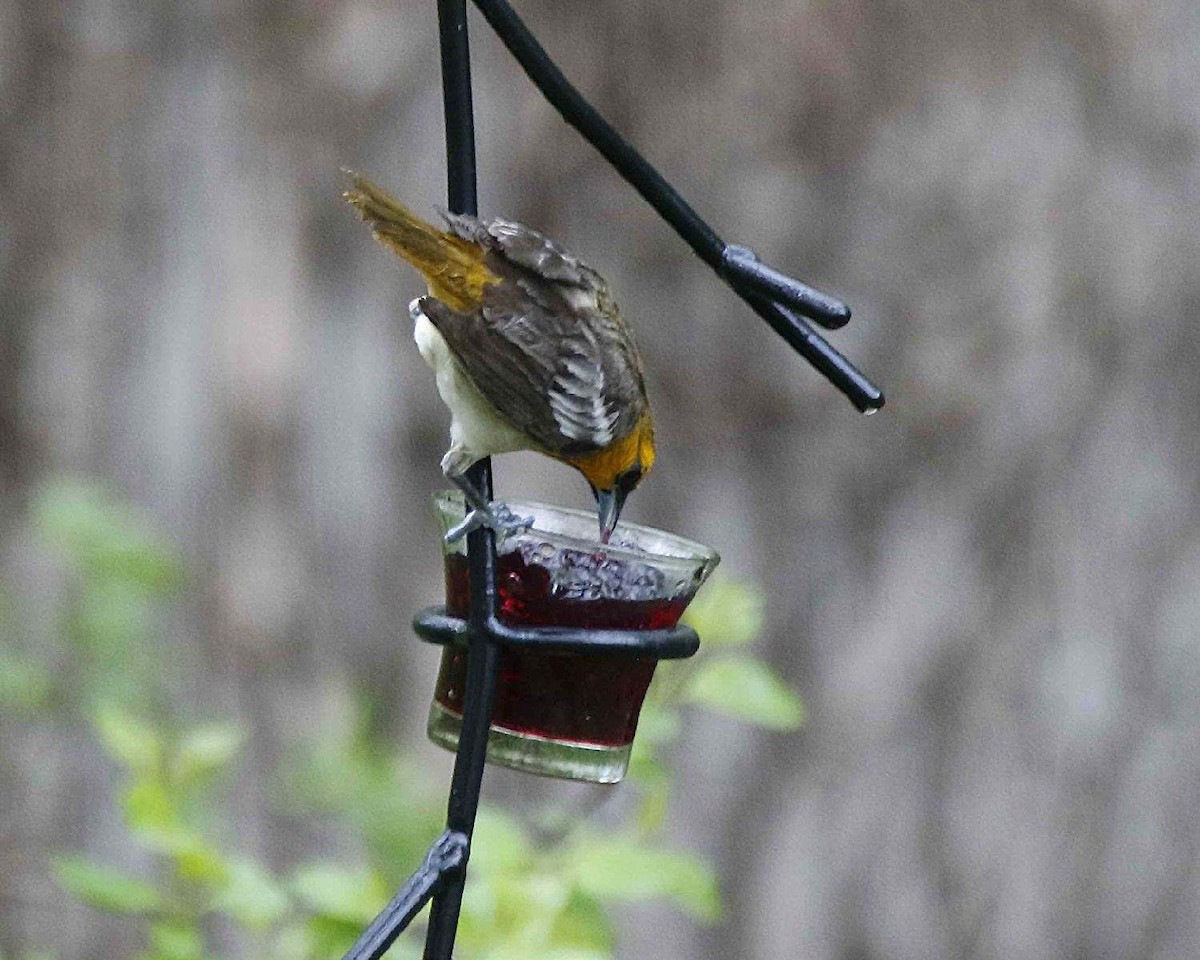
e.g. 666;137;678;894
438;0;478;218
423;3;502;959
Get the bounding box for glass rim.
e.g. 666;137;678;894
433;489;720;568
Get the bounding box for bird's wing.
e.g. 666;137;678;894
418;277;648;456
442;211;605;291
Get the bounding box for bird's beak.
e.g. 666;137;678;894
595;487;625;545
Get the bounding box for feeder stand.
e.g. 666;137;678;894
341;2;884;958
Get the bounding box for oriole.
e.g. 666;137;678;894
345;174;655;543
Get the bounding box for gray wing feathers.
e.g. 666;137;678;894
425;212;645;454
419;288;645;455
442;211;604;290
546;325;622;446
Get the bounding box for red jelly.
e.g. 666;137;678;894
434;549;692;746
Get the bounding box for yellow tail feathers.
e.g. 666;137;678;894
343;173;495;311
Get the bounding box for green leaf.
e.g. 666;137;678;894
568;835;721;923
279;704;446;878
122;800;229;888
680;580;764;647
628;758;671;833
174;724;246;784
304;913;373;959
628;696;676;830
73;584;151;657
0;647;53;714
548;891;614;952
33;479;183;593
53;856;164;915
631;699;680;748
290;864;388;925
93;702;162;772
122;779;177;833
683;656;804;730
457;870;501;951
627;700;675;832
212;860;291;931
172;841;231;887
459;868;573;956
470;808;533;874
148;922;204;960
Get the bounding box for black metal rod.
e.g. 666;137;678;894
413;606;700;658
343;831;468;960
745;293;884;414
423;3;501;959
438;0;478;217
469;0;883;410
722;245;851;330
423;629;499;960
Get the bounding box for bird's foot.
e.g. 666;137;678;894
444;502;534;545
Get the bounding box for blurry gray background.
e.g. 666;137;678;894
3;0;1199;958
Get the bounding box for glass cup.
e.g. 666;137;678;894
427;491;719;783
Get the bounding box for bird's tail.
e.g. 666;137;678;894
343;172;492;310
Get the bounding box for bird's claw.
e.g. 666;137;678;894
444;502;534;545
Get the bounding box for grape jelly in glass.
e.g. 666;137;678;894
427;491;719;783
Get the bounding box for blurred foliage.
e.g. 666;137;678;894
1;479;802;960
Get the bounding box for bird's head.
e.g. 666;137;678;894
569;415;656;543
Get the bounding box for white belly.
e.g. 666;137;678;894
412;306;529;459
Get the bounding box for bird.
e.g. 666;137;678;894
344;173;655;545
